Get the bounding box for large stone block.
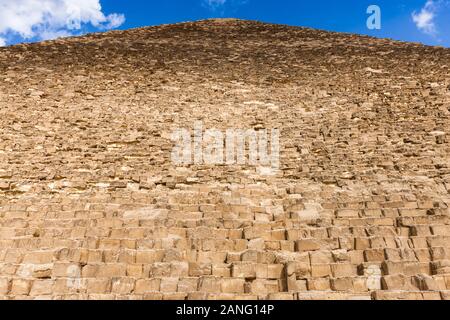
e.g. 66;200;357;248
221;279;245;293
135;279;161;294
30;280;54;296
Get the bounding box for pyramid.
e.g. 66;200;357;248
0;19;449;300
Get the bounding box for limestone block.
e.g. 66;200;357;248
189;263;212;277
135;279;160;294
177;278;198;293
381;275;411;290
307;278;330;291
221;279;245;293
364;249;385;262
310;251;333;264
331;264;356;278
231;263;256;279
311;264;331;278
126;264;143;277
10;279;31;295
30;280;54;296
87;279;111;294
198;277;221;293
295;239;320;252
111;278;135;294
160;278;179;292
96;264;127;278
0;278;9;295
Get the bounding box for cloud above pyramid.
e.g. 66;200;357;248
0;0;125;46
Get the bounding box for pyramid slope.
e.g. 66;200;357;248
0;19;449;300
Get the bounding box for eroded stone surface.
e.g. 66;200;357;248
0;19;449;300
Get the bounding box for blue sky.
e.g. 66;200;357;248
1;0;449;47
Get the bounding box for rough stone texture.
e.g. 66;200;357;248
0;19;449;300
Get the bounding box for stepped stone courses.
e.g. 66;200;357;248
0;19;449;300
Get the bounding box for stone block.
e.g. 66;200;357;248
30;280;54;296
307;278;330;291
160;277;179;292
198;277;221;293
0;278;9;295
311;264;331;278
336;210;360;218
11;279;31;295
295;239;320;252
331;264;355;278
87;279;111;294
111;278;135;294
135;279;160;294
364;249;385;262
381;275;410;290
96;264;127;277
331;278;353;291
231;263;256;279
221;279;245;293
177;278;198;293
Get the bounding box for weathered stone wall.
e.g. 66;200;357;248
0;19;449;300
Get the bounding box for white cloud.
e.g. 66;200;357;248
0;0;125;46
203;0;227;9
103;13;126;29
202;0;248;11
0;37;6;46
412;0;438;35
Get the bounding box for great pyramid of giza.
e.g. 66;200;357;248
0;19;449;300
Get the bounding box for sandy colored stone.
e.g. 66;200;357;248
0;18;449;300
